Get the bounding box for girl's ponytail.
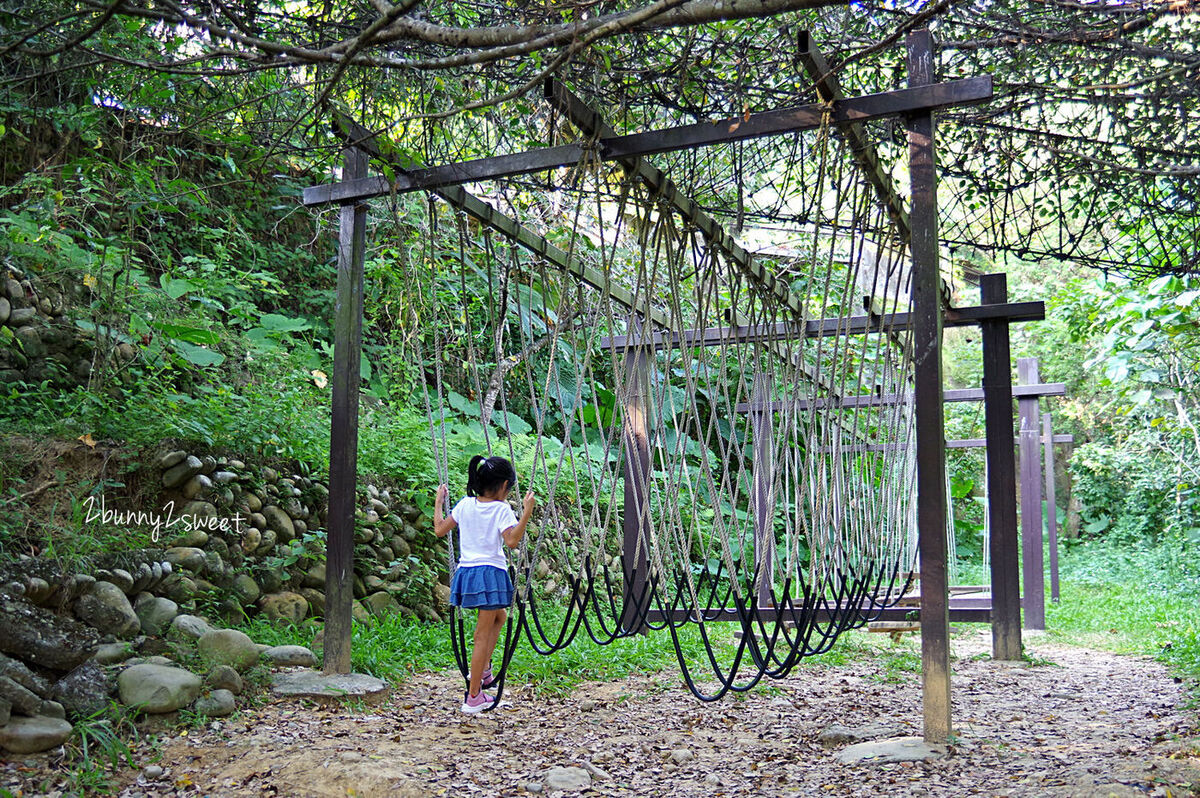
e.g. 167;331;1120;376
466;455;487;496
464;455;517;497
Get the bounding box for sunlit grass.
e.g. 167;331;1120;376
234;538;1200;705
237;606;742;696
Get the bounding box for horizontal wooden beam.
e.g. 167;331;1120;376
807;434;1074;453
304;77;993;206
734;382;1066;412
644;601;993;624
600;300;1044;349
947;434;1073;449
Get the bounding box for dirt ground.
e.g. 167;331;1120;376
6;629;1200;797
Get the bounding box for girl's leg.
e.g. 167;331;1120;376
469;608;506;696
481;607;506;668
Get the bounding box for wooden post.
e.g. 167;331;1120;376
979;274;1022;660
1042;412;1061;603
620;316;651;635
323;147;368;675
906;28;951;744
1017;358;1045;629
751;371;776;609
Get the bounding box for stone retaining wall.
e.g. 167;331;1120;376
0;445;450;755
0;267;92;388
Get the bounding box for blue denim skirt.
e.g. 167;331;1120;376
450;565;513;610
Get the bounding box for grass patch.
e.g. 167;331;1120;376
1042;540;1200;690
229;538;1200;704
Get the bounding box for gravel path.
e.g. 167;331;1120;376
84;629;1200;797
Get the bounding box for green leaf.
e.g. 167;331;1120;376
259;313;310;333
153;322;219;345
246;327;282;351
445;390;478;416
160;274;198;300
171;340;224;367
491;410;532;436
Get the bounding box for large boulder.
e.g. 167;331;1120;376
258;592;308;624
162;455;202;489
134;595;179;637
303;563;326;588
51;661;112;719
262;646;317;668
0;715;73;754
363;591;400;616
117;664;202;713
261;506;295;544
298;587;325;617
205;665;243;695
230;574;260;607
93;643;132;665
163;547;207;573
0;592;99;671
168;614;212;641
192;689;236;717
74;581;141;639
197;629;260;673
0;675;43;715
0;653;50;696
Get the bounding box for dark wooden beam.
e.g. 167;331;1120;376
980;273;1022;660
304;77;993;207
810;434;1073;453
1043;411;1062;604
330;114;675;333
950;434;1072;449
323;146;368;675
644;600;995;624
599;300;1043;349
733;382;1066;413
907;29;952;745
1018;357;1046;630
621;317;651;635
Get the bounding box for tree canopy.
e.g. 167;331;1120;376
2;0;1197;275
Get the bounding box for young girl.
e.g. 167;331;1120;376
434;455;535;713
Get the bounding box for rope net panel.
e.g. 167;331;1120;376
393;113;925;702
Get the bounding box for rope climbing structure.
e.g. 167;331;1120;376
303;31;1050;743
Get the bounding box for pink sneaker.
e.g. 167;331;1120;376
461;690;495;714
481;667;496;689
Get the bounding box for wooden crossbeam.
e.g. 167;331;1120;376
807;434;1074;454
644;602;993;624
598;300;1043;349
304;78;993;207
732;382;1066;413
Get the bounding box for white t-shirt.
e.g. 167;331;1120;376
451;496;517;569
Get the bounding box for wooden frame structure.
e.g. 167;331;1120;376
301;30;1031;744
